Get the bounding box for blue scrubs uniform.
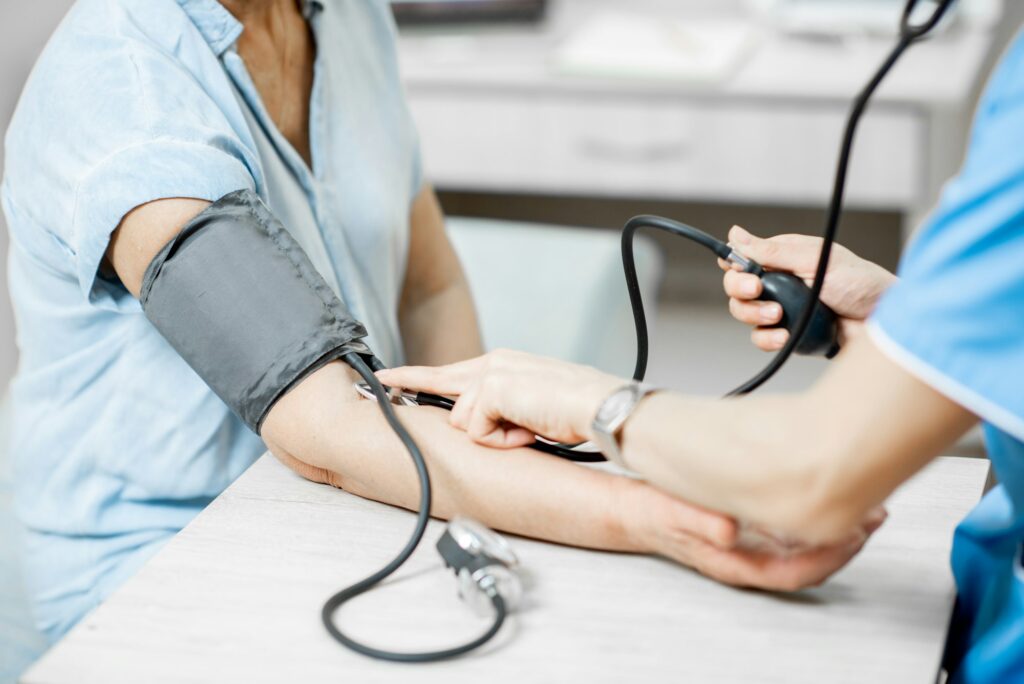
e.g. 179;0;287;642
868;31;1024;683
2;0;420;641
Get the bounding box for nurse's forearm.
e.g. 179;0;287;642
261;361;644;552
621;392;836;539
620;335;977;544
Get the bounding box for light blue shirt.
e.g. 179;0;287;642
2;0;420;640
869;32;1024;683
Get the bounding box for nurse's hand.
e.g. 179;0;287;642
624;475;886;591
377;349;620;449
719;226;898;352
378;351;884;590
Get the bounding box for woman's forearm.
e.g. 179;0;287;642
262;361;638;552
399;186;484;366
400;279;483;366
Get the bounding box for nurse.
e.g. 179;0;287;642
381;30;1024;683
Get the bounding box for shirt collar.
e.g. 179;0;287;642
176;0;324;56
301;0;324;21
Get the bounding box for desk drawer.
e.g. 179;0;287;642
408;93;923;209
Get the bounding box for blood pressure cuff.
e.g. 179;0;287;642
139;189;372;433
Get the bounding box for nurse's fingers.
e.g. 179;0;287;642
640;484;740;551
751;328;789;352
728;226;822;276
862;506;888;534
467;405;535;450
692;534;868;592
723;270;763;300
376;358;483;396
448;382;481;432
729;298;783;326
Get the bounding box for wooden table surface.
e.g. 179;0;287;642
23;455;989;684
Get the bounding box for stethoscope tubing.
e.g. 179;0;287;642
354;383;606;463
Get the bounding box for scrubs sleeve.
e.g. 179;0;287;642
868;39;1024;442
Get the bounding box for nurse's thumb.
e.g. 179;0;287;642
728;226;820;275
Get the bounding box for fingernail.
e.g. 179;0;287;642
774;330;788;344
761;304;781;322
741;279;759;296
731;226;752;245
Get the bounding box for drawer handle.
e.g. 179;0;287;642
577;138;691;164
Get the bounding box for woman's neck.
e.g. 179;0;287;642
219;0;298;26
220;0;316;167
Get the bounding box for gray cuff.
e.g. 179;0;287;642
140;189;371;433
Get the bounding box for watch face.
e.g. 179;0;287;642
598;387;636;425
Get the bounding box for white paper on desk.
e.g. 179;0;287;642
552;14;759;84
756;0;960;38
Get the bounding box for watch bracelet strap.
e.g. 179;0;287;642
594;382;658;469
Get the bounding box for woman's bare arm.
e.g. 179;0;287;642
106;197;212;298
105;197;752;573
398;186;483;365
260;360;877;592
261;361;659;551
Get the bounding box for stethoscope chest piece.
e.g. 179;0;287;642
437;517;523;616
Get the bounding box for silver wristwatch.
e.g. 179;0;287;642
591;382;657;469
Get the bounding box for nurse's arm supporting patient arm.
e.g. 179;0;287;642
621;336;976;546
398;186;483;365
379;339;976;553
108;197;862;591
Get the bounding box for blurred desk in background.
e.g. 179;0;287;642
397;0;1006;234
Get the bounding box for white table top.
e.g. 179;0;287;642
23;454;989;684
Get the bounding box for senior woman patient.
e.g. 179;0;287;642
2;0;868;643
382;32;1024;684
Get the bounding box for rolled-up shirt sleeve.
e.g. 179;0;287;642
73;138;255;307
868;40;1024;442
4;22;261;311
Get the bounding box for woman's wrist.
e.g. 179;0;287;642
606;475;739;559
604;475;654;553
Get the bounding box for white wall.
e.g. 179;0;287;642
0;1;76;390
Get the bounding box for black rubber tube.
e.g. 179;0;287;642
321;352;508;662
622;22;938;395
622;216;731;382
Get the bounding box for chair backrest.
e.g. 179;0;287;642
447;217;662;378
